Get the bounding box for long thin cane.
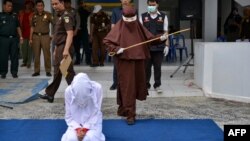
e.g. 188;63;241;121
0;103;13;109
108;28;190;56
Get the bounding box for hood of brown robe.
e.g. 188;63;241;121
103;17;155;60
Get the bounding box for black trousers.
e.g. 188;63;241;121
73;29;91;64
0;37;19;76
112;57;118;86
45;45;75;97
145;51;164;88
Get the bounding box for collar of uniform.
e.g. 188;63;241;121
35;11;45;16
3;12;12;15
95;11;104;16
147;11;161;16
57;10;65;17
147;11;161;19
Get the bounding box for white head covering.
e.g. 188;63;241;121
64;73;103;130
93;5;102;13
69;73;102;110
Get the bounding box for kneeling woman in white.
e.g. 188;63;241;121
61;73;105;141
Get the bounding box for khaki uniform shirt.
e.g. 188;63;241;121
54;10;74;46
90;11;110;32
31;11;53;34
67;8;80;30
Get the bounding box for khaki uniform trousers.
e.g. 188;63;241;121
32;34;51;73
92;31;107;65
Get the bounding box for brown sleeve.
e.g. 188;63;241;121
49;13;54;25
103;32;121;52
63;14;74;31
90;15;94;24
31;15;35;27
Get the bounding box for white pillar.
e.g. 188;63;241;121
0;0;3;12
44;0;52;12
202;0;218;41
71;0;76;8
137;0;147;16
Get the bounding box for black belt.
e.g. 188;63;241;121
0;35;17;38
33;32;49;36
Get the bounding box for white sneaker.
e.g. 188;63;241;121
155;87;162;93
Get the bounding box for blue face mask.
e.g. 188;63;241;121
147;6;157;13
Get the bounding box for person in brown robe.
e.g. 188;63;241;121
103;6;168;125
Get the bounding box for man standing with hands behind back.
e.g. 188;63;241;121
39;0;75;103
0;0;23;79
140;0;169;93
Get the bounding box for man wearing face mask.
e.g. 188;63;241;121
140;0;169;93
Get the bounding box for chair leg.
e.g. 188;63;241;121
185;48;188;57
179;49;183;61
170;49;176;62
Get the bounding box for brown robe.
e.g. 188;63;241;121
103;19;155;119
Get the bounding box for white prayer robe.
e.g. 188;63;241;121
61;73;105;141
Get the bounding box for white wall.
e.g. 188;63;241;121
194;42;250;103
137;0;147;15
44;0;52;12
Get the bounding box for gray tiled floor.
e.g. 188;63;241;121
0;61;250;130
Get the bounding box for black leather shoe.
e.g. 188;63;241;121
39;94;54;103
99;63;104;67
74;61;80;65
46;72;52;77
1;75;6;79
26;64;31;68
86;61;91;65
109;84;117;90
90;64;98;67
147;84;151;90
12;74;18;78
20;64;26;67
32;72;40;77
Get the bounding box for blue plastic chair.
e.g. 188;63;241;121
166;35;177;62
172;34;188;61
